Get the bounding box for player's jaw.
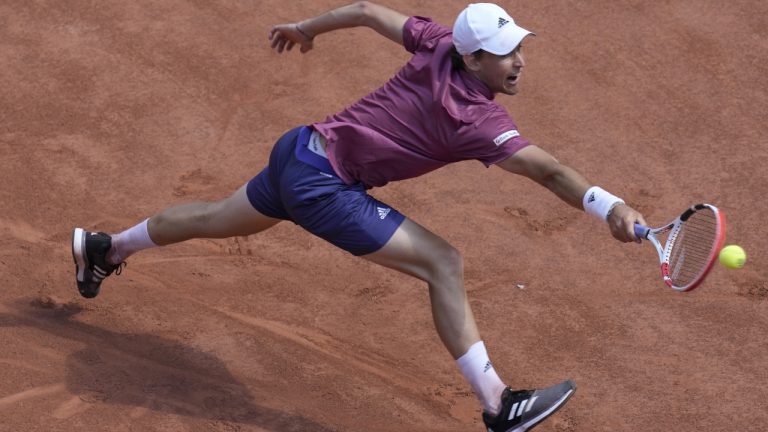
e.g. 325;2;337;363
501;69;523;95
471;48;526;96
497;50;525;95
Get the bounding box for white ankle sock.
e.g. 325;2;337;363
108;219;158;264
456;341;507;416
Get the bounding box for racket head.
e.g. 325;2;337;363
660;204;726;292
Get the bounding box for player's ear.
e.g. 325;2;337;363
462;52;482;72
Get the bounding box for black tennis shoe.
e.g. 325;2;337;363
482;380;576;432
71;228;124;298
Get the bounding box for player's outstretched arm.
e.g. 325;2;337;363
268;1;409;54
496;145;646;242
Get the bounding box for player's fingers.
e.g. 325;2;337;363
277;38;287;53
609;223;626;243
286;40;295;51
626;223;640;243
270;33;281;49
619;226;632;243
632;213;647;243
622;215;640;243
618;219;636;243
635;214;648;228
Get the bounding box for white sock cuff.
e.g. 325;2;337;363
456;341;506;415
457;341;488;368
131;218;158;248
109;218;158;264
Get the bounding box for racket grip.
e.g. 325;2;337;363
634;223;651;240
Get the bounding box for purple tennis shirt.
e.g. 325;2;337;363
312;16;531;188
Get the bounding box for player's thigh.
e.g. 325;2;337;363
208;183;283;237
362;218;462;283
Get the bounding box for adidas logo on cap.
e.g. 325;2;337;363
498;17;509;28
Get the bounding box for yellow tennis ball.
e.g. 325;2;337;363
719;245;746;269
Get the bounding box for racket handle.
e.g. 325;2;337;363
634;223;651;240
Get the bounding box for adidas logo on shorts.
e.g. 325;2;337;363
377;207;391;220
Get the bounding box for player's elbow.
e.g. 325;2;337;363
354;1;375;22
527;155;562;185
356;1;402;33
538;162;568;190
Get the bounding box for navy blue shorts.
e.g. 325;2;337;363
246;126;405;256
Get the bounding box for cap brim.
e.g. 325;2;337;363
483;25;535;55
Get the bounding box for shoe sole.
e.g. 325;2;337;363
514;381;576;432
72;228;87;283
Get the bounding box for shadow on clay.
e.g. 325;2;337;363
1;297;336;432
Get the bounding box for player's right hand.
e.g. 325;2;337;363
608;204;646;243
268;23;314;54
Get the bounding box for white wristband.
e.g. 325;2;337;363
583;186;625;222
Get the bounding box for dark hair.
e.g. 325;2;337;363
449;45;485;71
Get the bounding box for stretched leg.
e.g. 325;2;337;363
363;218;576;428
73;126;297;298
73;183;282;298
362;218;507;414
107;183;282;264
363;218;479;359
147;183;281;245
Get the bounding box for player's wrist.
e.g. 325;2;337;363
606;201;624;220
296;21;315;39
583;186;625;222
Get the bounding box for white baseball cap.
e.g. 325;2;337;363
453;3;534;55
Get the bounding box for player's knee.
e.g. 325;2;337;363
429;245;463;283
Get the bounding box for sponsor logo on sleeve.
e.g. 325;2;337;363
493;130;520;146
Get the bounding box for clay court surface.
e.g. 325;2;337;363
1;1;767;430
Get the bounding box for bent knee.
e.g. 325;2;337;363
427;245;464;283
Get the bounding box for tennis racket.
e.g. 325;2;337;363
634;203;726;292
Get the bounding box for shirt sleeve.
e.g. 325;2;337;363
454;108;532;166
403;16;452;54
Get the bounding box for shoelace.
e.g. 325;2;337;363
115;262;126;276
503;389;533;403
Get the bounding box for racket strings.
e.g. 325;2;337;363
667;210;719;286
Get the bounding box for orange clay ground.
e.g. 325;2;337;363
1;1;766;431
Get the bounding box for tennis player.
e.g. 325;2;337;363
72;2;646;430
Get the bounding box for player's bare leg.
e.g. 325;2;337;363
72;184;281;298
363;218;480;359
363;218;576;428
147;183;282;245
362;218;510;411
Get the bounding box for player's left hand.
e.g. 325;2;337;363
269;23;314;54
608;204;647;243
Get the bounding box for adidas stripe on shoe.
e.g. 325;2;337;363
482;380;576;432
71;228;124;298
